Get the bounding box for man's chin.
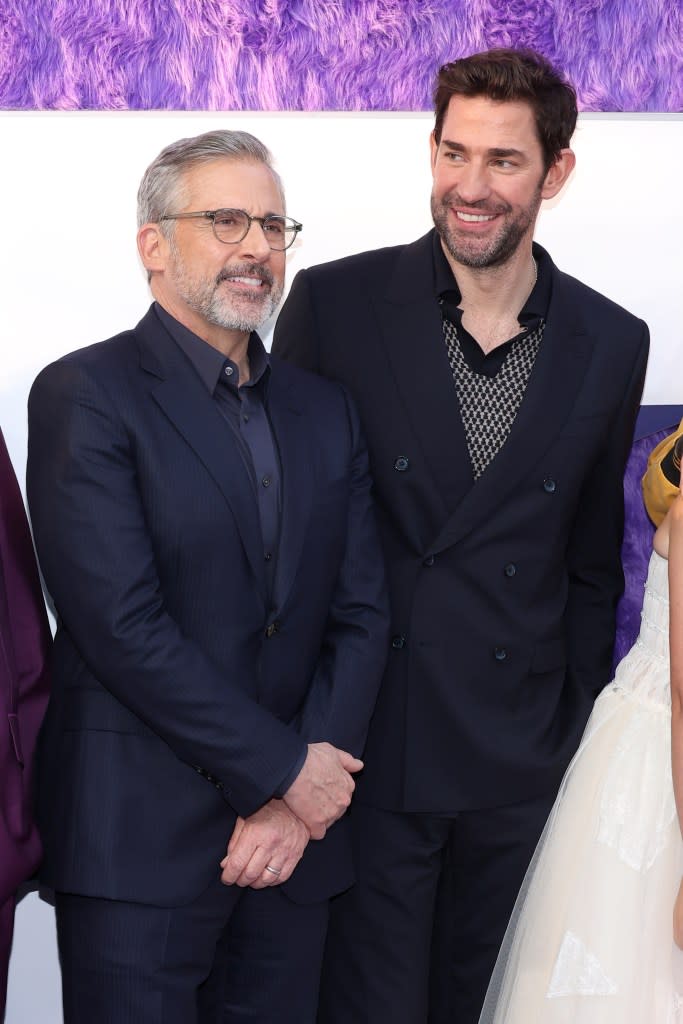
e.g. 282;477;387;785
207;302;276;334
440;227;523;270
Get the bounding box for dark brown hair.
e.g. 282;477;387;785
433;48;578;171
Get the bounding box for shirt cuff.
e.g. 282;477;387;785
273;746;308;799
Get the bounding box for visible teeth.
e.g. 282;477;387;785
227;276;264;287
456;212;494;222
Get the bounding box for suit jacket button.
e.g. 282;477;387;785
394;456;410;472
391;634;407;650
503;563;516;577
423;554;435;567
265;620;280;638
494;646;507;661
543;477;557;493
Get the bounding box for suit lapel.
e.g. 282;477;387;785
135;309;267;595
373;232;472;517
430;262;595;554
266;370;314;612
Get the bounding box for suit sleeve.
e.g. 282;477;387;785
292;387;389;757
0;429;51;762
27;361;305;818
565;323;650;699
272;270;321;372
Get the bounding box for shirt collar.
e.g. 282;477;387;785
431;230;552;324
154;302;270;394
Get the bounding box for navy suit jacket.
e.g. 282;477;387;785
273;231;649;813
27;305;389;907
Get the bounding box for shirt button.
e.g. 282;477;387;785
494;647;507;661
265;620;280;638
264;552;272;562
224;366;234;377
394;456;410;472
391;634;407;650
243;414;250;423
423;555;435;567
543;477;556;493
262;476;271;488
503;563;516;577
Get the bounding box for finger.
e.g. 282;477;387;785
234;847;271;887
250;851;301;889
227;817;246;852
221;818;247;867
252;862;286;889
220;835;258;884
337;750;364;773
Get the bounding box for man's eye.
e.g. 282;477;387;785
264;219;286;236
215;213;239;227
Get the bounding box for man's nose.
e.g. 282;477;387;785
454;161;491;204
237;217;273;260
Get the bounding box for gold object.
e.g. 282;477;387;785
642;418;683;526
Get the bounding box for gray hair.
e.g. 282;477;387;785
136;129;285;232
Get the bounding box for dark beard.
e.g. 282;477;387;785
430;189;541;269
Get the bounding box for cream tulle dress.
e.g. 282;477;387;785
479;550;683;1023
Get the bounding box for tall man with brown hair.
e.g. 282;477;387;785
273;48;649;1023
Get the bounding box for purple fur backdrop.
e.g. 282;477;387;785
1;0;680;111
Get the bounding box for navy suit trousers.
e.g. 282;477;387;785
56;879;328;1024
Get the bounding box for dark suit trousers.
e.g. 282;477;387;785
56;877;328;1024
318;794;555;1024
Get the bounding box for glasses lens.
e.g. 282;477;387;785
263;216;298;251
212;210;250;243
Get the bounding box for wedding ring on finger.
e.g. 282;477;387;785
264;864;282;876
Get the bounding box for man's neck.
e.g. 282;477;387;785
154;292;251;382
442;240;537;354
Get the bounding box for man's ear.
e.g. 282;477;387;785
430;130;439;174
541;148;576;200
137;223;169;276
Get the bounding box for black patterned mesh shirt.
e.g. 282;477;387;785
433;233;552;480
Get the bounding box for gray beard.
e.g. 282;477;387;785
169;251;283;333
201;284;283;333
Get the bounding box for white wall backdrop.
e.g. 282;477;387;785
2;110;682;1022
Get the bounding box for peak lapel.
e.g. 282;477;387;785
136;312;267;596
375;232;472;518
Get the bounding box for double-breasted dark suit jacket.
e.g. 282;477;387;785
27;305;389;907
0;428;50;903
273;231;649;813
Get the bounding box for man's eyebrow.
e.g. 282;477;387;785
440;140;526;160
488;147;525;159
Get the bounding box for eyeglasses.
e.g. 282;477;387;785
159;208;303;251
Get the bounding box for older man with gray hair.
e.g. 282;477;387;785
26;130;388;1024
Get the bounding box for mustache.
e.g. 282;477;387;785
438;191;512;217
215;263;275;287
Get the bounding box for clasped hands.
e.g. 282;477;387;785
220;741;362;889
